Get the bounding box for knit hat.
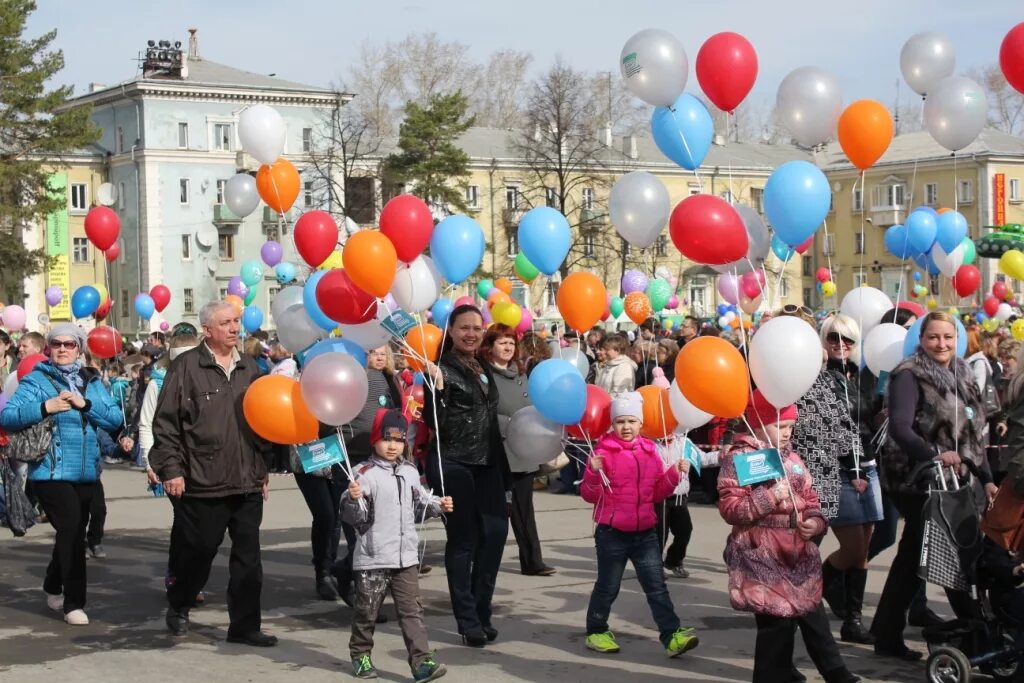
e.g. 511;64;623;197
46;323;86;351
744;389;798;428
370;409;408;445
610;391;644;424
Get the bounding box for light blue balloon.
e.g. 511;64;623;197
770;234;795;262
912;271;922;281
906;209;937;254
912;249;940;276
431;298;454;329
240;259;264;287
302;337;367;367
134;293;156;321
71;286;101;318
651;93;713;171
914;206;939;218
902;315;967;359
275;262;296;285
884;224;913;259
303;270;338;332
429;215;485;284
935;211;968;252
527;358;586;425
517;207;571;276
242;305;264;333
763;160;831;246
976;312;988;323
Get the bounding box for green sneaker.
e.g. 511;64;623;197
665;627;699;658
585;631;621;653
352;654;378;679
412;657;447;682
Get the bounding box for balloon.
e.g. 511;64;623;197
506;406;564;467
961;238;976;265
748;316;822;408
739;292;763;315
430;215;485;284
240;260;264;288
271;286;327;353
862;323;909;376
696;31;758;113
903;315;967;358
906;210;938;254
667;295;679;310
930;242;965;278
837;100;893;170
1014;319;1024;341
913;249;941;277
516;307;534;335
294;211;339;268
84;207;120;250
17;353;46;380
404;324;442;372
884;224;913;259
669;194;748;265
317;269;377;325
609;297;624;319
619;28;688;107
528;358;586;425
645;278;672;312
1001;23;1024;94
984;296;1000;317
487;290;512;307
431;298;454;329
319;251;343;271
771;235;796;262
712;205;771;275
994;281;1010;300
388;255;443;313
491;302;522;328
566;385;612;441
923;76;987;152
1001;250;1024;280
227;276;248;298
933;211;966;252
245;287;258;306
900;32;956;96
300;352;369;426
815;267;832;283
514;252;540;283
338;314;391;351
256;158;300;214
223;294;244;317
343;230;398;298
821;281;837;298
518;207;570;276
775;66;843;148
70;287;100;318
997;303;1014;322
556;346;591;379
668;380;713;431
95;298;112;321
242;305;264;333
275;262;297;284
223;173;260;218
476;279;494;299
134;294;156;320
375;194;432;263
839;286;892;337
622;269;649;295
453;295;475;308
741;271;765;298
637;385;677;439
674;337;748;418
44;286;63;307
952;264;981;298
609;171;670;248
557;272;607;332
238;104;286;165
651;93;714;171
85;326;122;359
3;373;18;398
104;243;120;262
763;161;831;246
717;273;741;305
494;278;513;296
624;292;653;325
261;240;283;267
243;375;318;444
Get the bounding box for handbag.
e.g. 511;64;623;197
917;464;984;591
6;417;54;464
981;481;1024;554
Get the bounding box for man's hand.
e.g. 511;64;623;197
146;468;160;486
440;496;454;513
348;480;362;500
997;422;1008;437
937;451;961;467
986;482;999;507
262;475;270;501
164;476;185;497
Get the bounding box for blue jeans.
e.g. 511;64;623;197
586;525;680;645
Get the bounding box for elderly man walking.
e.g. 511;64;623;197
149;301;276;646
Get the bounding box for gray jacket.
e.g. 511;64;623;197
340;457;442;571
488;363;536;474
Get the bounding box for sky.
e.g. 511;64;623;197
26;1;1024;112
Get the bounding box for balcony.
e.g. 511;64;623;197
869;205;906;228
263;206;300;225
213;203;242;225
502;207;526;226
580;208;607;227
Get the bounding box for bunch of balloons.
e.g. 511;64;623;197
881;206;978;296
814;267;836;298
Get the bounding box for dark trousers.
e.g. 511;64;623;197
426;457;508;633
86;479;106;549
586;525;680;646
350;567;431;670
659;500;693;567
33;481;96;613
753;605;845;683
294;471;345;573
509;472;545;573
166;493;264;634
867;488;899;560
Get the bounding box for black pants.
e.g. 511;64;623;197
86;478;106;549
753;605;846;683
167;493;264;635
427;457;508;633
294;471;345;573
509;472;546;573
33;481;96;613
659;500;693;567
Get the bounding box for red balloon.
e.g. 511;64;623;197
794;235;814;254
740;271;764;298
896;301;925;318
84;207;120;251
316;269;378;324
695;32;758;113
17;353;47;380
993;280;1009;301
294;211;340;268
566;385;612;441
95;298;112;321
379;195;434;264
952;265;981;298
1000;22;1024;95
815;267;832;283
150;284;171;313
104;243;120;262
984;295;1000;317
669;195;748;265
87;326;123;359
600;303;611;322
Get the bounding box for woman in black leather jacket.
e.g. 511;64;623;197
423;304;509;647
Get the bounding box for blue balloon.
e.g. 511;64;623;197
912;250;941;276
716;303;729;316
527;358;586;425
906;210;937;254
242;305;264;333
303;271;337;332
903;315;967;359
763;161;831;246
976;312;988;323
770;234;795;262
651;93;713;171
912;271;922;281
71;286;101;318
936;211;968;252
429;215;485;284
517;207;570;276
275;262;296;285
240;259;264;287
413;372;425;386
884;224;914;259
431;298;454;329
913;206;939;218
303;337;367;367
134;293;156;321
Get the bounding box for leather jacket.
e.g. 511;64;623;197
423;352;503;467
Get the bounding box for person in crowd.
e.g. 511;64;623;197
676;316;700;349
243;337;269;375
594;335;636;397
17;331;45;360
870;311;997;660
0;330;15;387
639;318;659;342
267;340;297;378
999;339;1020;384
632;339;657;389
657;435;719;578
999;341;1024;495
586;326;607;362
969;330;1006;482
150;301;276;646
0;323;123;626
656;339;678;384
580;391;698;657
342;409;452;682
422;305;508;647
518;332;551;376
140;343;164;366
148;331;166;349
718;390;859;683
480;323;556;577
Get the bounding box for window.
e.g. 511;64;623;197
852;188;863;212
688;182;701;196
118;238;127;264
930;274;940;294
802;255;812;277
213;123;232;151
183;288;194;314
346;176;376;224
655;234;668;257
219;287;228;300
750;187;764;214
120;291;129;318
178;179;189;205
506;230;518;257
117;182;125;211
958;179;974;204
70;183;88;211
545;281;558;309
855;231;865;255
181;234;191;260
72;237;89;263
853;271;867;288
218;233;234;261
267;287;280;316
872;183;905;208
720;189;733;204
178;122;189;149
505;185;519;211
583;233;595;257
803;287;813;306
302;127;312;153
116;126;124;154
1011;178;1021;202
822;233;835;255
582;187;594;210
303;181;314;208
216;179;227;204
689;284;707;315
263;223;280;242
545;187;558;208
465;185;479;208
925;183;939;205
779;278;789;298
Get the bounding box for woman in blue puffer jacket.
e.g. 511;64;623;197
0;323;122;626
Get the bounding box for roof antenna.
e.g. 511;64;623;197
188;28;200;61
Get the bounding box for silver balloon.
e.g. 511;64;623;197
339;311;392;351
775;66;843;148
619;29;688;108
557;346;590;379
609;171;670;249
225;173;260;218
712;205;771;274
272;285;327;353
505;406;564;467
299;352;369;426
900;32;955;97
923;76;987;152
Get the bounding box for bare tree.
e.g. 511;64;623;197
393;33;480;107
587;72;647;136
470;49;533;129
969;65;1024;135
345;41;402;137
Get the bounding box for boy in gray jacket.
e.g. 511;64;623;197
343;409;453;681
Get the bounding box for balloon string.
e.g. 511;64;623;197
821;216;835;308
335;427;366;513
668;107;703;193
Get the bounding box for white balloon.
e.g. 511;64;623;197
930;242;965;277
839;287;893;337
389;255;442;313
900;32;955;97
923;76;987;152
668;379;712;431
224;173;260;217
609;171;670;249
749;316;823;408
272;285;328;353
997;303;1013;322
505;406;565;467
712;205;771;274
556;346;590;379
619;29;688;108
775;66;843;148
339;308;393;351
3;372;19;398
238;104;286;165
863;323;908;376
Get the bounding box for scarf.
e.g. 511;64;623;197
54;360;85;395
911;347;975;401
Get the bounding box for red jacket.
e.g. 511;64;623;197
581;432;680;532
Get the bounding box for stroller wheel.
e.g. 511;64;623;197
980;632;1019;681
927;647;972;683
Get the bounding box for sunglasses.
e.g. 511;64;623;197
781;304;814;316
826;332;857;346
50;340;79;350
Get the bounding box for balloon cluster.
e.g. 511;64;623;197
814;267;836;298
881;206;979;297
716;270;765;315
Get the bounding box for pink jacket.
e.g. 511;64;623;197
581;432;681;532
717;434;828;618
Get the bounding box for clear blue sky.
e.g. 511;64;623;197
27;0;1023;107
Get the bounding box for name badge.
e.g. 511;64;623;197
480;374;489;385
378;395;388;407
734;448;785;487
965;406;975;420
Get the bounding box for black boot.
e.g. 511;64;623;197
822;666;860;683
316;569;338;601
907;584;943;627
821;560;847;620
840;567;875;644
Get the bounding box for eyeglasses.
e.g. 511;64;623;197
781;304;814;316
49;340;79;350
826;332;857;346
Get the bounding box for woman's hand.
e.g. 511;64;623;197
440;496;454;513
851;478;868;494
348;481;362;500
796;518;818;540
62;391;86;410
423;362;443;389
44;396;72;415
937;451;961;467
986;482;999;507
997;422;1008;437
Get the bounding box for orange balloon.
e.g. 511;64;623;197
405;324;442;372
242;375;319;445
936;207;952;215
674;337;749;418
638;385;678;439
224;294;244;316
494;277;513;295
342;230;398;298
487;290;512;307
624;291;653;326
256;158;300;213
556;272;607;332
837;100;894;171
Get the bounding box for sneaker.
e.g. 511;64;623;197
352;654;378;679
89;544;107;559
102;456;122;465
665;564;690;579
412;658;447;682
64;609;89;625
585;631;620;653
46;593;63;612
665;627;699;658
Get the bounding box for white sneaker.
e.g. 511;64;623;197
46;593;63;612
64;609;89;625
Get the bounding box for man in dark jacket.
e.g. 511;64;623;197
150;301;276;646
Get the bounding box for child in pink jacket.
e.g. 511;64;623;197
580;392;699;658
